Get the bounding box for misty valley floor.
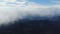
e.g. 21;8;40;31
0;16;60;34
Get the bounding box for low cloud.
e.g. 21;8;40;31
0;0;60;25
16;2;60;17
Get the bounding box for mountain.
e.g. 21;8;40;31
0;16;60;34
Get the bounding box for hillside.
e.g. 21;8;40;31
0;16;60;34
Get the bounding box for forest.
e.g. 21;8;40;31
0;16;60;34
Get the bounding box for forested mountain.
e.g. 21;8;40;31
0;16;60;34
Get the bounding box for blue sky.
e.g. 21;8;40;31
28;0;60;5
29;0;49;4
0;0;59;6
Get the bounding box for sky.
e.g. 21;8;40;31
29;0;54;5
0;0;60;6
0;0;60;25
29;0;60;4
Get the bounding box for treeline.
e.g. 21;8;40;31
0;16;60;34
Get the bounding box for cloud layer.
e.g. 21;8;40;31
0;0;60;25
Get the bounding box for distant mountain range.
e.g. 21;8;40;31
0;16;60;34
